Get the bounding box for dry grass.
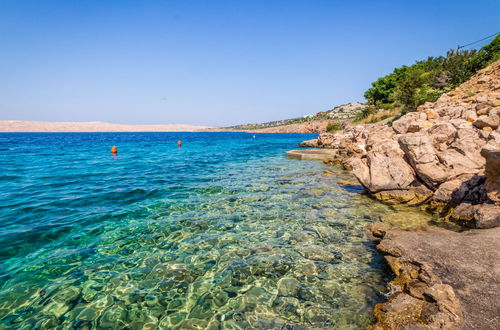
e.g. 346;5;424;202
354;108;402;124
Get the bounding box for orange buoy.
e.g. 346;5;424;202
111;146;118;154
177;140;182;147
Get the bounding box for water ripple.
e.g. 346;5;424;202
0;132;439;329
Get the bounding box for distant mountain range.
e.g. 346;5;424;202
0;120;213;132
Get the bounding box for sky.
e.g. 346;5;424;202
0;1;499;127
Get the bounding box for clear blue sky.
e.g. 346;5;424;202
0;1;499;126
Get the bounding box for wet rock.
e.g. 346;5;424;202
75;307;99;322
370;292;425;330
373;184;433;206
293;260;317;277
337;179;360;186
89;294;113;309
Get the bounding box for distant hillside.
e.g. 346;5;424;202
221;102;368;131
0;120;213;132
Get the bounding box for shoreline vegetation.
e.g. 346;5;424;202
292;37;500;328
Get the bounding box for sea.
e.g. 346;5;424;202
0;132;435;329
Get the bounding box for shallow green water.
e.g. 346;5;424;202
0;132;437;329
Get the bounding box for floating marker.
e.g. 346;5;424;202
177;140;182;147
111;146;118;154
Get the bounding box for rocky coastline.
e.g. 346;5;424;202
297;59;500;329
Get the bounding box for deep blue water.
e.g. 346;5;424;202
0;132;433;329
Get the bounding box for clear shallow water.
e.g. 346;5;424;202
0;132;436;329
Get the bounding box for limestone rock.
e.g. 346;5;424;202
431;174;474;204
481;144;500;203
369;224;500;330
298;139;318;148
350;139;415;193
474;114;500;129
373;184;433;206
398;133;449;188
392;112;428;134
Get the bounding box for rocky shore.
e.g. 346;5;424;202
369;224;500;330
298;59;500;328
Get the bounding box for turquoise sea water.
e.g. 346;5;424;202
0;132;435;329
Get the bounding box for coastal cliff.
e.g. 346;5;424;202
299;59;500;329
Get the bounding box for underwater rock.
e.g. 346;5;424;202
303;304;334;325
277;277;301;297
299;245;336;263
98;304;127;328
272;296;302;322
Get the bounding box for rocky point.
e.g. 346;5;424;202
298;59;500;329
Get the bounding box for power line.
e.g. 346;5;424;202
457;32;499;49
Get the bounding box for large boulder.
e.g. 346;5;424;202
391;112;429;134
398;129;485;189
350;139;415;193
473;108;500;129
450;203;500;229
431;174;475;205
481;141;500;203
398;133;449;188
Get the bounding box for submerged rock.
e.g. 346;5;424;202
277;277;301;297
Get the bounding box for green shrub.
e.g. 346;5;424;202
364;35;500;112
326;122;343;132
354;106;377;121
